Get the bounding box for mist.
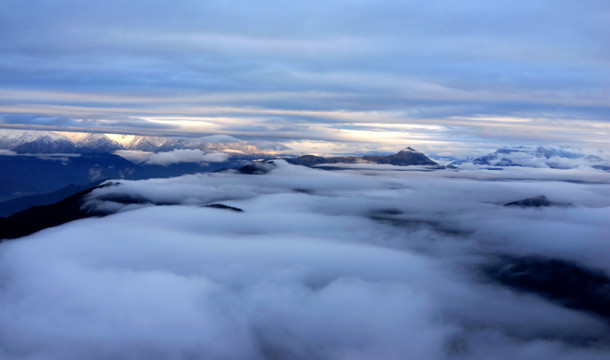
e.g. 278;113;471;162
145;149;230;166
0;161;608;359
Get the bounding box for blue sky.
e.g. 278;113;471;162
0;0;608;154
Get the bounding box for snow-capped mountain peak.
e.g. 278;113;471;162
459;145;606;169
56;132;122;152
0;129;285;155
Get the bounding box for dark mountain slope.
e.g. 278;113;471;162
483;256;610;320
0;154;137;198
0;181;104;217
0;185;106;241
0;177;41;202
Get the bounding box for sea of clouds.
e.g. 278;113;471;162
0;161;609;359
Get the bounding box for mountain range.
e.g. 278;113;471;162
0;152;260;204
285;147;440;167
451;146;607;170
0;129;284;155
1;128;608;215
0;129;282;203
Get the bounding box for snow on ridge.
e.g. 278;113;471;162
0;129;281;155
453;145;608;170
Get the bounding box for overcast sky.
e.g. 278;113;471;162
0;0;608;154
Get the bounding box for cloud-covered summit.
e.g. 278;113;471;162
285;147;440;167
453;145;609;170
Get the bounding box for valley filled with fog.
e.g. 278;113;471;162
1;159;609;359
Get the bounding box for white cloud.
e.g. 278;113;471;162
201;152;230;163
145;149;229;166
113;149;152;163
0;162;609;358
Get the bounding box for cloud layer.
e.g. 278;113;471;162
0;1;608;153
1;162;609;359
145;149;229;166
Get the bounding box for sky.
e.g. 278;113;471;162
0;0;608;154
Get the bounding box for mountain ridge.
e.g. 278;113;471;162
451;146;607;170
0;129;283;155
285;147;441;167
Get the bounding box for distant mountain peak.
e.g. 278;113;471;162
456;145;606;170
0;129;280;156
286;148;440;167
